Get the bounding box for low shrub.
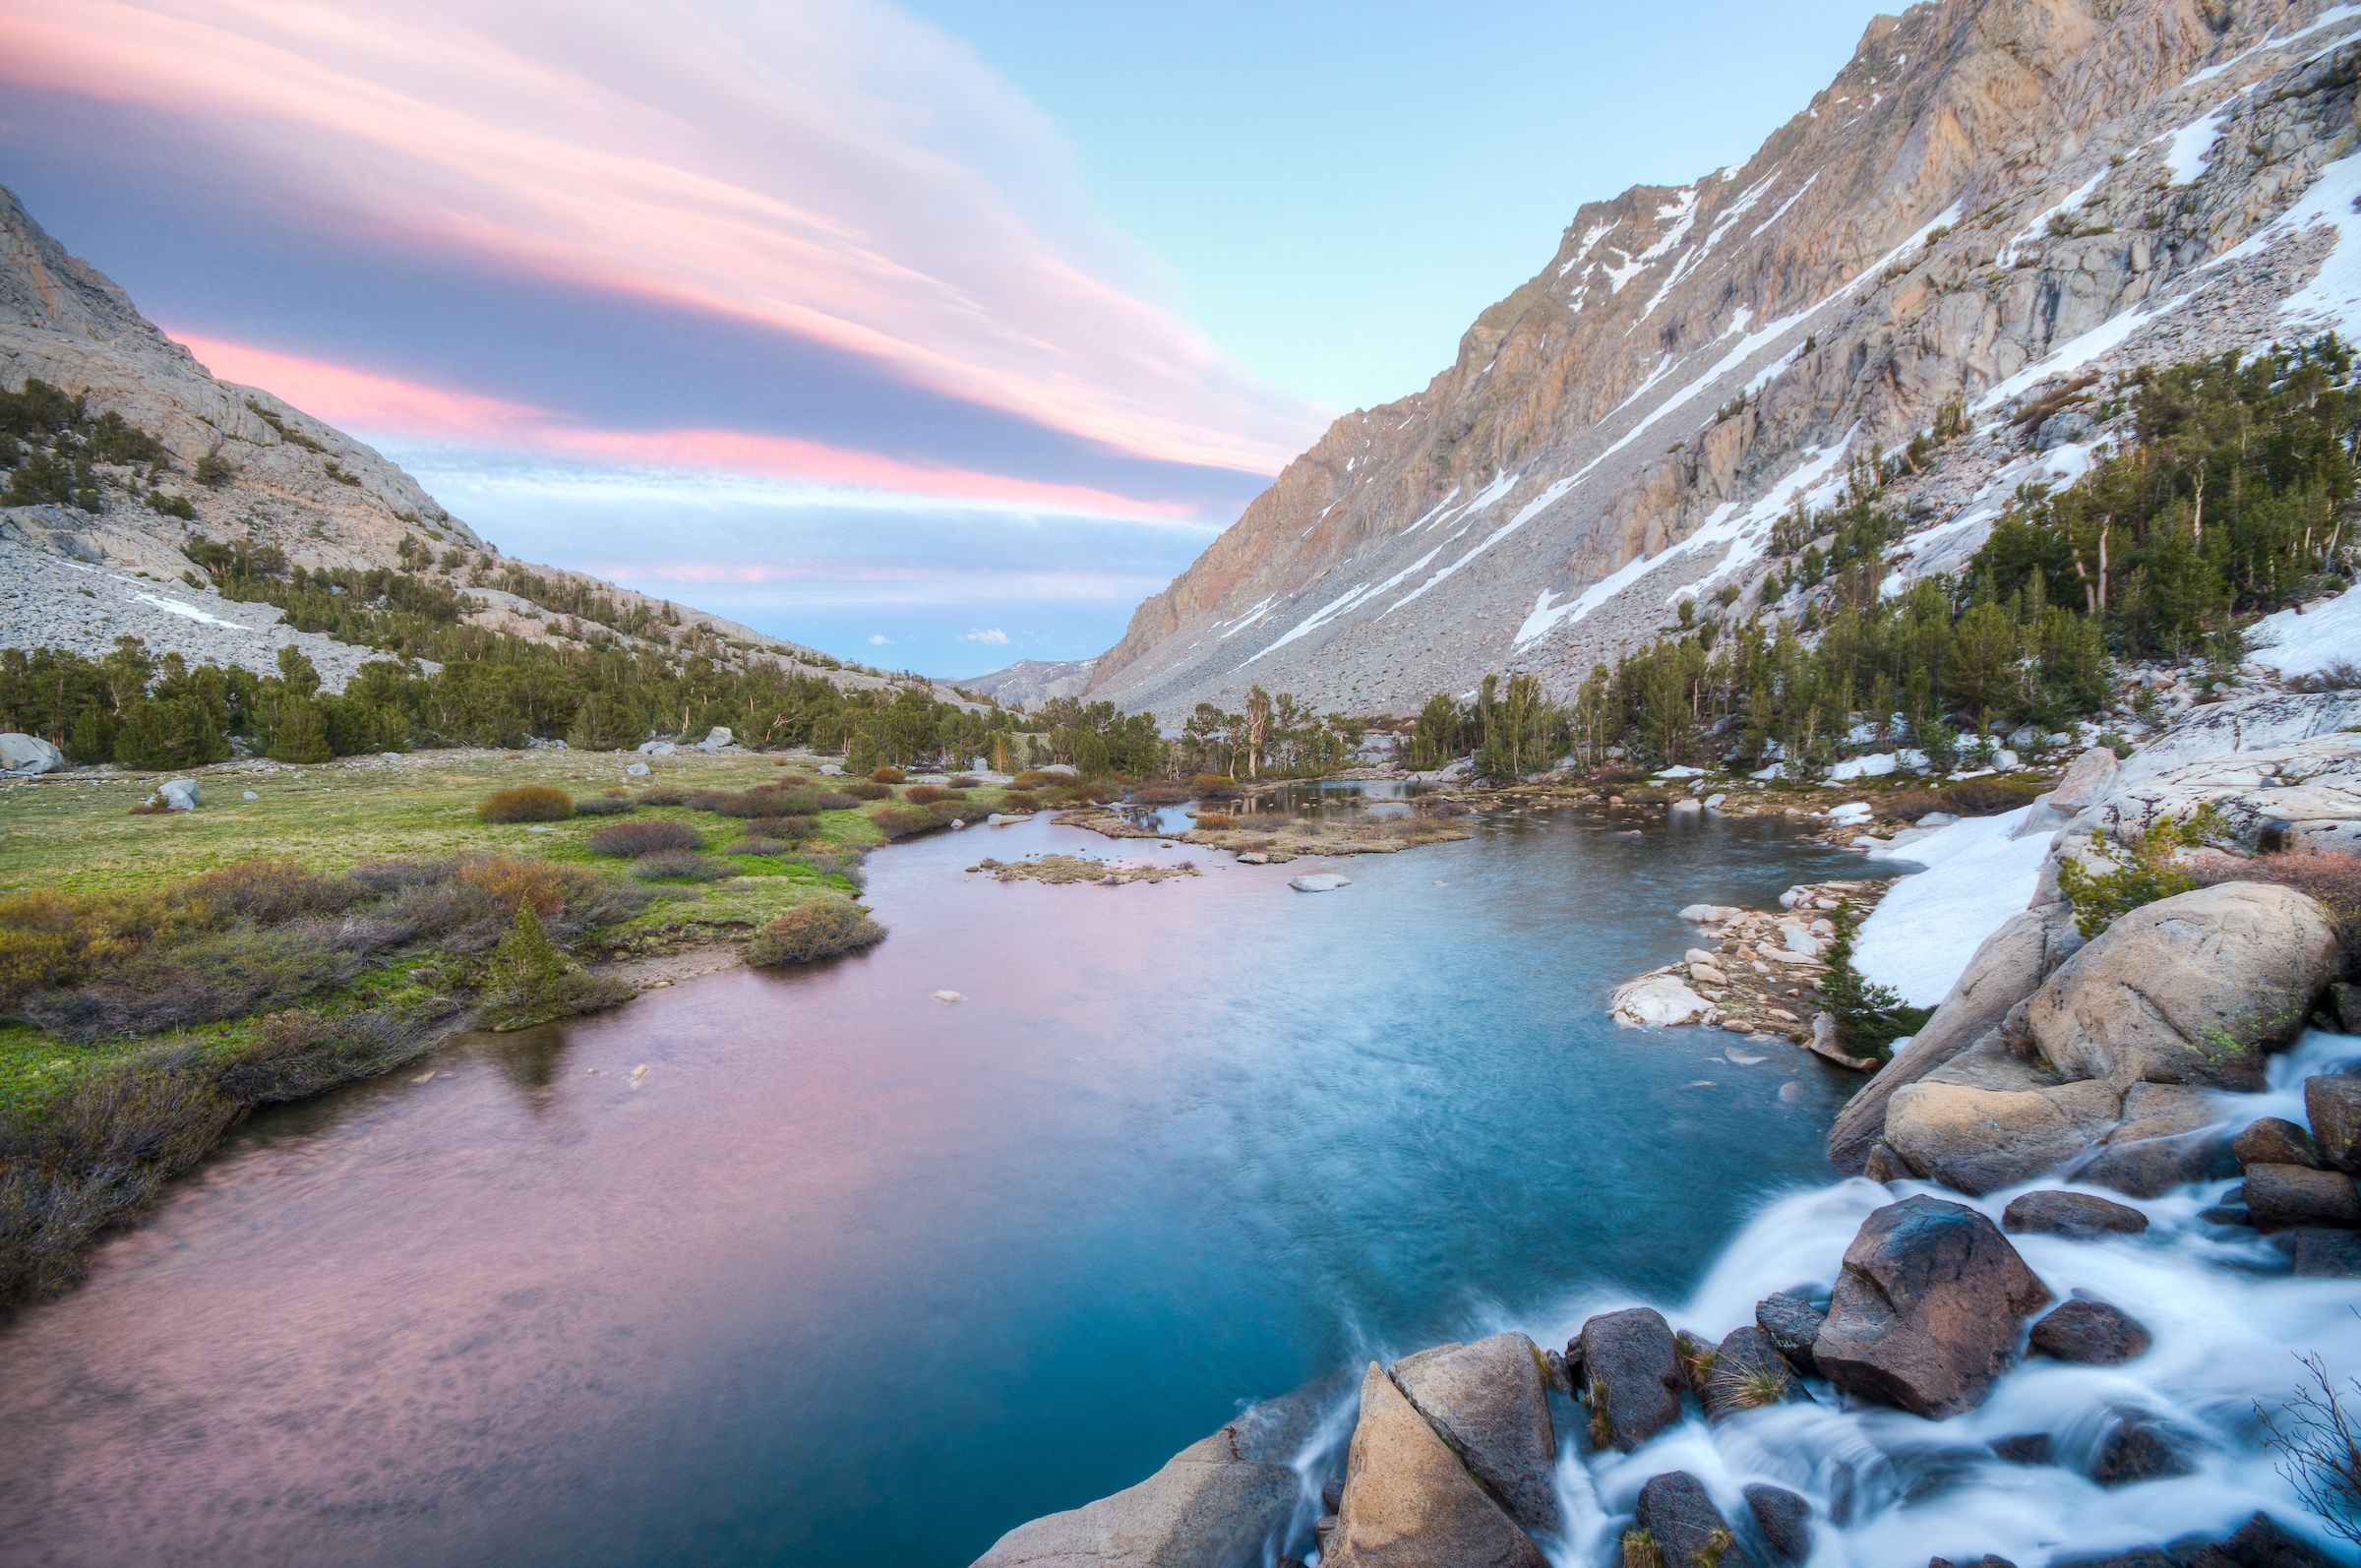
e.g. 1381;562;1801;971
793;850;867;889
1944;779;2040;815
1591;765;1647;785
173;859;367;923
1881;789;1949;819
925;800;970;822
585;819;702;857
905;785;963;804
745;814;817;840
998;791;1039;812
457;856;595;918
2192;848;2361;935
1188;772;1237;796
712;790;792;818
946;776;980;789
2056;812;2222;937
477;786;574;823
685;790;736;813
870;807;938;839
870;766;907;783
842;781;891;801
1012;769;1066;788
1417;797;1473;817
640;784;690;806
745;900;886;966
126;802;172;815
1130;783;1190;805
20;926;362;1041
2292;658;2361;693
814;791;861;811
216;1006;439;1104
631;850;731;881
1194;812;1240;830
728;838;787;857
575;796;636;815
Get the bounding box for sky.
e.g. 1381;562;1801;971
0;0;1880;676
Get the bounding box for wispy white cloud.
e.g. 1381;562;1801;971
962;628;1009;644
7;0;1327;471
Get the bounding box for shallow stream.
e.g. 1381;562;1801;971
0;797;2347;1565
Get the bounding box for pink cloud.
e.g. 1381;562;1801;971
4;0;1329;474
175;331;1193;521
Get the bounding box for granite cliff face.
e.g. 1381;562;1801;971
1091;0;2361;720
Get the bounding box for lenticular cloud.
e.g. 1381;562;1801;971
0;0;1323;474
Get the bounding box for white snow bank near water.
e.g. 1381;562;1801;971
2248;586;2361;677
1853;807;2054;1006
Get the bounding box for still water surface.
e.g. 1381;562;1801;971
0;798;1867;1566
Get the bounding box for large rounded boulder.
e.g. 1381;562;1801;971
1388;1335;1560;1538
2024;882;2338;1091
1325;1362;1547;1568
1812;1196;2050;1417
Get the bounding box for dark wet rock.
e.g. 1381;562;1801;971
2235;1116;2328;1172
2001;1190;2149;1239
2028;1299;2151;1364
2090;1413;2195;1486
1988;1433;2053;1465
1633;1472;1755;1568
1574;1307;1687;1452
2244;1165;2361;1233
1705;1326;1803;1419
1743;1483;1811;1563
2076;1127;2237;1198
2197;1205;2254;1228
973;1388;1320;1567
1813;1196;2051;1417
1325;1362;1546;1568
2306;1076;2361;1174
1930;1558;2020;1568
2332;983;2361;1034
2055;1551;2174;1568
1277;1558;1307;1568
1754;1293;1827;1375
2293;1228;2361;1277
2178;1510;2339;1568
1673;1330;1718;1397
1389;1333;1560;1538
1321;1478;1344;1513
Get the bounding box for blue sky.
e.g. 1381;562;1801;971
2;0;1879;676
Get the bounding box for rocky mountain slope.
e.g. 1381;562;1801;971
943;657;1099;710
1091;0;2361;721
0;185;957;701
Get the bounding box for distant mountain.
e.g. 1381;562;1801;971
1090;0;2361;720
943;657;1098;709
0;184;951;697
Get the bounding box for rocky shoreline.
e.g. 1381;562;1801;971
967;687;2361;1568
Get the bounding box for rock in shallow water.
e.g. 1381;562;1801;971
1633;1472;1755;1568
1573;1306;1687;1451
1325;1362;1546;1568
1388;1334;1559;1538
2028;1299;2151;1364
970;1390;1318;1567
2294;1228;2361;1277
1743;1483;1810;1563
2244;1164;2361;1233
1288;873;1351;892
1812;1196;2050;1418
2235;1116;2328;1172
2001;1190;2149;1238
2306;1076;2361;1174
1705;1326;1803;1419
1754;1294;1826;1376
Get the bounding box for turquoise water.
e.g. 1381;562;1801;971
0;798;1868;1566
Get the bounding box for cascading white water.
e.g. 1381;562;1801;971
1294;1028;2361;1566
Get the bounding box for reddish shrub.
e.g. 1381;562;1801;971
814;791;860;811
870;807;938;839
585;819;704;857
906;785;962;804
477;786;573;822
946;777;980;789
2191;848;2361;932
745;900;885;965
457;856;595;917
174;860;366;923
842;781;891;801
870;766;907;783
1130;783;1189;805
574;796;636;815
640;785;689;806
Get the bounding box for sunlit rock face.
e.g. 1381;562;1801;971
1091;0;2361;721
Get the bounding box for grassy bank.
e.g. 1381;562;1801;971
0;747;1049;1306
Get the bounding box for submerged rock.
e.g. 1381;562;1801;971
1813;1196;2050;1418
1388;1334;1559;1538
2089;1411;2195;1486
2243;1165;2361;1233
1743;1483;1811;1563
1632;1472;1755;1568
2295;1228;2361;1277
1324;1362;1546;1568
2028;1300;2151;1364
969;1392;1318;1568
2001;1190;2149;1239
1572;1307;1687;1452
1289;873;1352;892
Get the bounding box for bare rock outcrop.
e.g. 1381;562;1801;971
1324;1363;1547;1568
970;1393;1319;1568
1388;1336;1559;1538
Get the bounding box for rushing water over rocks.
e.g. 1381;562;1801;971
0;798;2345;1565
